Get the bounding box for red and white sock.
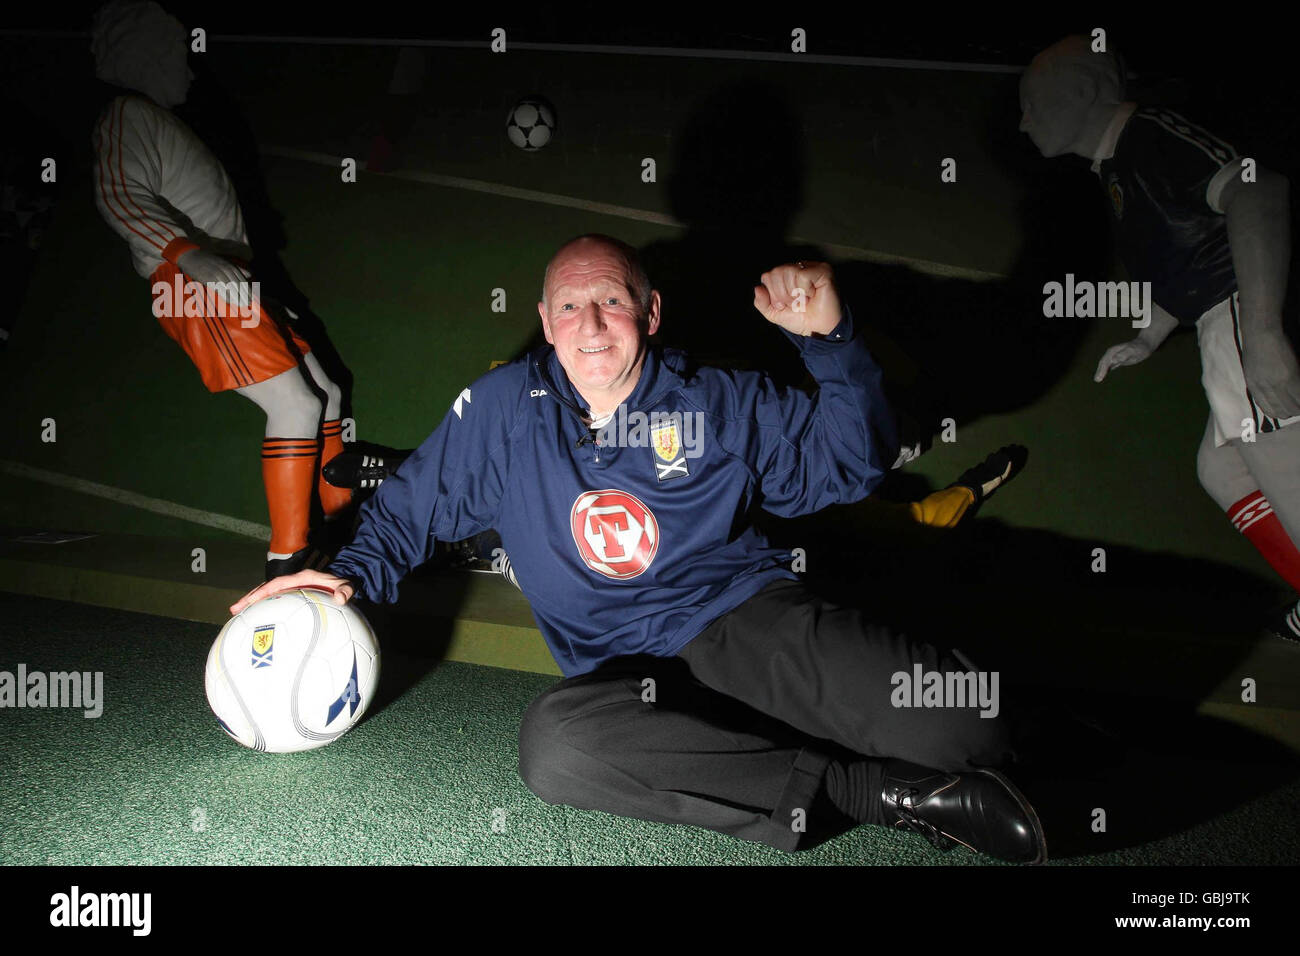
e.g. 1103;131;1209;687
1227;491;1300;592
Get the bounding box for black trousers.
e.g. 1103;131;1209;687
517;579;1018;851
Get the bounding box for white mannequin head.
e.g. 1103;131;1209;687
1020;36;1125;159
91;0;192;108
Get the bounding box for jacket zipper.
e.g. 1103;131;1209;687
535;358;604;462
533;352;683;464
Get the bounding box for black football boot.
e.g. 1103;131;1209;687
322;445;414;491
322;452;395;491
1264;598;1300;644
264;545;329;583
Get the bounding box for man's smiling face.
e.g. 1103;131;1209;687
538;238;661;412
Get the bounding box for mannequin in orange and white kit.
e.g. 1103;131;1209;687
89;0;352;578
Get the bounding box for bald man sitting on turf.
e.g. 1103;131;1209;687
234;234;1048;863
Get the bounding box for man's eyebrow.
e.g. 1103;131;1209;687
549;278;631;300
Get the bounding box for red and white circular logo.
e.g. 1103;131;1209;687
570;489;660;579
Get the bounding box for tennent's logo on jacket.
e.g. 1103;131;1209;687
571;490;659;579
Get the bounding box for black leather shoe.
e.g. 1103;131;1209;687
880;759;1047;864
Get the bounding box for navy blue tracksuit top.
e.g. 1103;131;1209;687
328;309;899;676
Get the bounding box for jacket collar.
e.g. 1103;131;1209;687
1091;101;1138;173
533;344;691;418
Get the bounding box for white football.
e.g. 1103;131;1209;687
507;97;556;151
205;588;380;753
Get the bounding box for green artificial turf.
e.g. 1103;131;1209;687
2;594;1297;866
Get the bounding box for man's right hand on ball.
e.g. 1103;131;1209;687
230;570;355;616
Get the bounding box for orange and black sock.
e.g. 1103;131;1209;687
262;437;317;558
318;419;353;518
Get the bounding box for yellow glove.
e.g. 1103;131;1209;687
907;485;977;529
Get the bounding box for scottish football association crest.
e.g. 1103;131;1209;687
1107;176;1124;220
651;420;689;482
251;625;274;668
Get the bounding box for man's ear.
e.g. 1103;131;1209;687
1074;71;1098;107
645;290;662;337
538;301;554;344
